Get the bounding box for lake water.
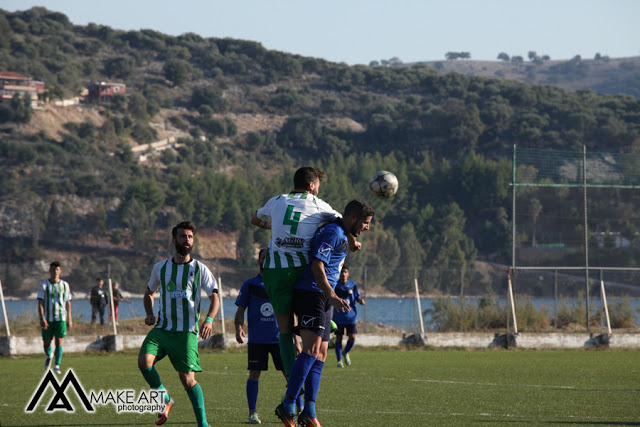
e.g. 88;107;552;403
2;296;638;332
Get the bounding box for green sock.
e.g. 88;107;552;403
140;366;171;403
54;346;63;366
186;382;208;427
279;333;296;376
45;346;52;357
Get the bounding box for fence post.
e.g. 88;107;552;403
507;267;518;334
554;268;558;329
107;263;117;336
414;270;425;335
0;278;10;336
460;267;464;332
363;265;368;332
600;270;612;335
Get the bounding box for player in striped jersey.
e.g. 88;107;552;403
37;261;73;375
251;167;360;378
138;221;219;427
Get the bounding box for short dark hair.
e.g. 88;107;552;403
294;167;326;190
342;265;349;271
172;220;197;239
50;261;61;269
96;277;103;282
344;199;375;220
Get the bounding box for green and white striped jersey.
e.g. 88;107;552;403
257;192;341;269
148;258;217;334
37;279;72;322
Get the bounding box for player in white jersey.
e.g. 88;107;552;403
37;261;72;375
138;221;219;427
251;167;360;377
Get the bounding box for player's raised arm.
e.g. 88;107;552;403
251;214;271;229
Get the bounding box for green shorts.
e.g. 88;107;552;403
41;321;67;341
262;266;306;314
139;328;201;373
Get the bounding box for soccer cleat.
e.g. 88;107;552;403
298;412;322;427
344;352;351;366
53;365;61;374
275;403;298;427
248;411;262;424
44;357;51;370
155;398;174;425
337;360;344;368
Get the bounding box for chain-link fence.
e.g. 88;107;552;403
2;261;639;334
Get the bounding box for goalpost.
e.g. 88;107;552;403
510;145;640;335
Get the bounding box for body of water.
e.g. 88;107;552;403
2;296;638;332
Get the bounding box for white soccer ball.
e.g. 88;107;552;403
368;170;398;199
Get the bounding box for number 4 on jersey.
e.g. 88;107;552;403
283;205;301;235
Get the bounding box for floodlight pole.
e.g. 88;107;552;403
511;145;517;278
583;145;590;331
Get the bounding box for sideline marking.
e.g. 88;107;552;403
407;378;640;393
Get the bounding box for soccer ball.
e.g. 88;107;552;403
368;171;398;199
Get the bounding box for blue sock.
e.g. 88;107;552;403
335;340;343;361
246;379;258;412
304;400;317;418
284;352;316;414
304;359;324;406
344;339;355;354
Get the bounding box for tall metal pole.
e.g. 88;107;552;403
583;145;590;331
512;145;517;276
510;145;517;334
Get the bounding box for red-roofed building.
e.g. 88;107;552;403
0;72;44;106
87;82;127;102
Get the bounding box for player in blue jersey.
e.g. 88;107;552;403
276;199;374;427
250;167;361;379
235;248;303;424
332;265;365;368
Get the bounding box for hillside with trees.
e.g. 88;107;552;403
1;7;640;297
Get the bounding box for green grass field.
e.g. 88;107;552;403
1;347;639;426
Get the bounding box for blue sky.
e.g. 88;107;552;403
1;0;638;65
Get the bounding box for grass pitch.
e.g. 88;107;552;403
1;347;639;426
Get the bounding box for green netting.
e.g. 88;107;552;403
514;147;640;187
